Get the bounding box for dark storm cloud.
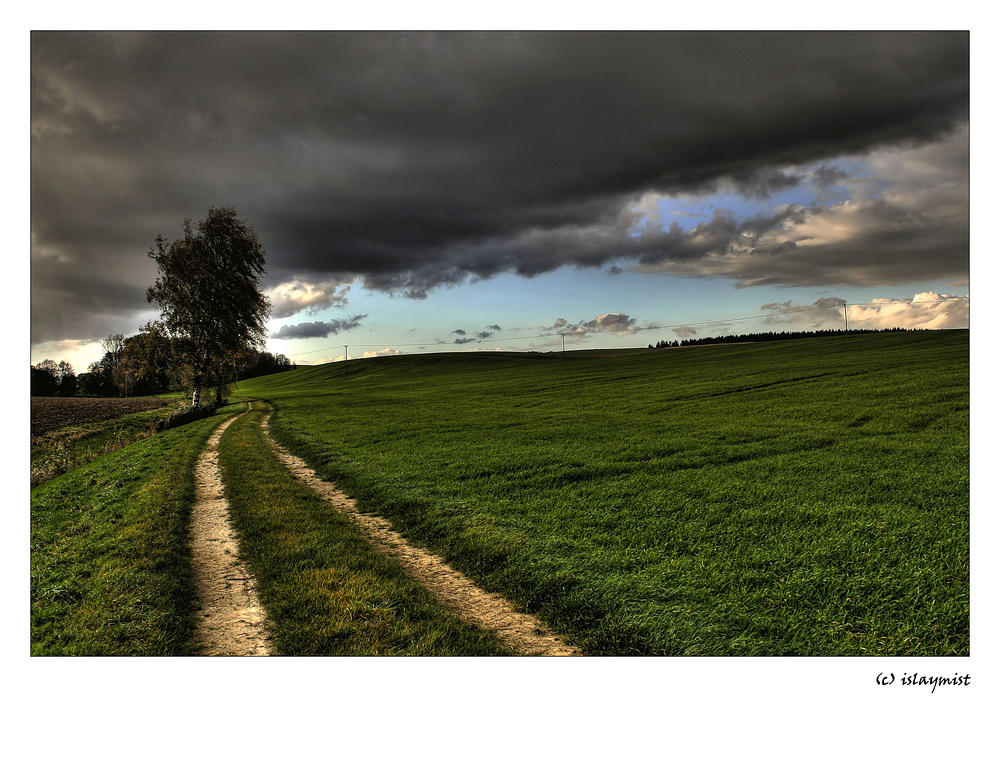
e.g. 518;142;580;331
270;315;367;340
31;31;968;343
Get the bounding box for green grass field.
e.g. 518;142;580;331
239;330;969;656
30;331;968;656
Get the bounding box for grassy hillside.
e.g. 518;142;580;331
236;330;969;656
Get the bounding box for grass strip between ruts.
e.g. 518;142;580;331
215;404;514;656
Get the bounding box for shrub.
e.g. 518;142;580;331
154;400;219;432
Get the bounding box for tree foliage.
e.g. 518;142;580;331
239;350;294;380
31;363;59;396
31;359;77;397
146;207;271;406
111;325;173;396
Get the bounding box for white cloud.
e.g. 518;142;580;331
759;292;969;331
363;348;403;358
267;279;352;319
848;292;969;330
583;312;640;333
555;312;643;338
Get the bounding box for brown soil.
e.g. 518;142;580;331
30;396;172;435
190;414;272;656
261;413;581;657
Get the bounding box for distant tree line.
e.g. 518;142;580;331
649;327;918;349
31;330;293;398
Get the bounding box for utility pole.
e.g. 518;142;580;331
344;345;349;375
561;333;566;360
843;303;849;333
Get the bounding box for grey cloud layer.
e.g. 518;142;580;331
31;31;968;342
270;315;367;340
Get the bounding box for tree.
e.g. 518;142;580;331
77;370;102;396
146;207;271;407
56;360;77;396
31;362;58;396
238;350;295;380
110;326;173;396
81;334;127;396
31;359;78;396
101;334;126;370
83;359;116;396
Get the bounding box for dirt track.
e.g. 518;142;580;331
188;406;579;656
261;412;580;656
190;414;272;656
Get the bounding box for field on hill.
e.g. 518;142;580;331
238;331;969;656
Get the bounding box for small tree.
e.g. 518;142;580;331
101;334;125;369
56;361;77;396
84;359;116;396
146;207;271;407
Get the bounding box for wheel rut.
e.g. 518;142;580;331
261;411;581;657
190;412;272;656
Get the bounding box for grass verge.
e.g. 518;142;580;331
215;404;513;655
30;404;243;655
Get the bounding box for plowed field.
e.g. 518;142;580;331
31;397;172;435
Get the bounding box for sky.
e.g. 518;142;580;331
29;30;970;369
